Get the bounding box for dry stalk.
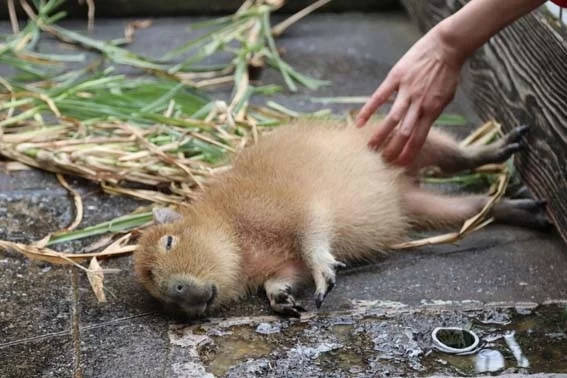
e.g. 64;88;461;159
123;19;153;44
3;161;31;171
8;0;20;34
82;235;116;253
190;131;237;153
56;173;84;231
0;239;136;265
227;27;254;119
272;0;332;37
460;119;501;147
87;0;95;31
117;123;204;190
101;183;189;206
77;0;96;33
0;76;16;121
177;66;234;80
194;75;234;89
87;257;106;302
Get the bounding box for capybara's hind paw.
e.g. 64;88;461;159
265;280;305;318
494;198;553;231
268;286;306;318
491;124;529;162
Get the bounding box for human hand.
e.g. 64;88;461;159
355;26;465;166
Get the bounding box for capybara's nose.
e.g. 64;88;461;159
164;277;216;307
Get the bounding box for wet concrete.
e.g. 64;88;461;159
1;10;567;378
166;301;567;377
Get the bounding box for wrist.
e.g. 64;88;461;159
433;0;547;65
430;20;472;68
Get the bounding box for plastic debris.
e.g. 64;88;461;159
475;349;505;373
431;327;480;354
256;322;282;335
504;330;530;368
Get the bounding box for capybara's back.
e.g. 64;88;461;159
229;118;411;260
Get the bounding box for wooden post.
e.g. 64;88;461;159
400;0;567;246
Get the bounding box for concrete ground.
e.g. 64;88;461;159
1;10;567;378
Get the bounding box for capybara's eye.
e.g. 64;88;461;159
160;235;177;252
165;236;174;250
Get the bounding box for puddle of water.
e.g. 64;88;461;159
430;353;476;375
198;325;277;377
315;324;372;373
510;305;567;372
423;304;567;376
183;304;567;377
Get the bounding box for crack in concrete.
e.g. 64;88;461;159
0;311;157;350
161;337;173;378
79;312;158;332
71;268;83;378
0;330;71;349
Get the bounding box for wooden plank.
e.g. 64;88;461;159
401;0;567;246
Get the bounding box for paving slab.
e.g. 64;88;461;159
76;255;162;328
0;334;76;378
0;256;72;344
1;10;566;378
79;315;169;378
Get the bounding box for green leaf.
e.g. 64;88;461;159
435;113;468;126
47;212;153;245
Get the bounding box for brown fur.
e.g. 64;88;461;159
133;118;548;317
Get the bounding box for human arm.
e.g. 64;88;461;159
355;0;547;166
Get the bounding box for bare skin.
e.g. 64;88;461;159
355;0;547;167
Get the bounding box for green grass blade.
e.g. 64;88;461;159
47;212;153;245
435;113;468;126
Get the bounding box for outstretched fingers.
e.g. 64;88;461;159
379;100;421;161
356;76;398;128
394;113;436;166
367;92;411;151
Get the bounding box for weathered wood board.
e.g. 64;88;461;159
401;0;567;246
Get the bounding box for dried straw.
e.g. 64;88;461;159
272;0;332;37
8;0;20;34
87;257;106;302
123;20;153;44
0;239;136;265
56;173;84;231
